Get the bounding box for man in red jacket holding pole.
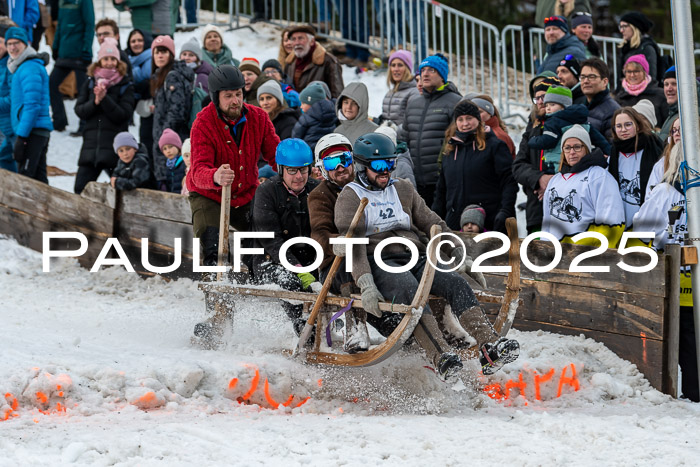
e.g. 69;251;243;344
186;64;279;268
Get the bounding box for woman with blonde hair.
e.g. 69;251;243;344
278;27;294;64
542;124;624;247
379;50;418;126
432;100;517;232
616;11;661;87
646;116;680;199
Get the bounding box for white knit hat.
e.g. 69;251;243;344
374;125;397;145
632;99;657;128
561;124;592;153
201;24;224;46
181;138;191;155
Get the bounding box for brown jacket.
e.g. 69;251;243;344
284;42;344;98
334;179;449;281
308;179;342;272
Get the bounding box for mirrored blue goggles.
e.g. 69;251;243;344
368;158;397;173
322;151;353;171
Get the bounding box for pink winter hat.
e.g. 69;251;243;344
152;35;176;57
625;54;650;76
98;37;121;62
158;129;182;150
388;50;414;73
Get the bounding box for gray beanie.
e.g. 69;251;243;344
113;131;139;153
471;98;495;117
460;204;486;231
257;80;284;106
632;99;657;128
180;37;202;61
561;124;592;153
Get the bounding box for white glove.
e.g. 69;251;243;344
452;246;487;289
332;235;346;257
356;273;385;317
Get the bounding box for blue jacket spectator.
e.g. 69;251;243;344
537;16;586;74
5;27;52;183
0;20;16;172
126;29;153;99
9;0;39;41
292;83;337;152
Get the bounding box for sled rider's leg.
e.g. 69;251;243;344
253;260;308;335
368;253;419;337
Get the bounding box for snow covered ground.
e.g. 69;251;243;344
3;8;699;465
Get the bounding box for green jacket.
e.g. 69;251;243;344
113;0;179;37
201;44;240;68
53;0;95;61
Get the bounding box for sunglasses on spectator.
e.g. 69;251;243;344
368;158;397;173
285;166;310;175
322;151;353;171
563;144;586;153
614;121;635;131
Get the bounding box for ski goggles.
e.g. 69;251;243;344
321;151;353;171
367;158;397;173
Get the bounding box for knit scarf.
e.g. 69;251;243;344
166;155;182;169
94;67;123;89
621;76;651;96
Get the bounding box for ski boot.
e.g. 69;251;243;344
343;310;370;354
192;306;232;350
479;337;520;375
436;352;464;381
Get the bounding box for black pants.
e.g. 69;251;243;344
417;183;436;209
680;306;699;402
139;115;154;158
74;165;113;194
17;131;49;184
49;61;87;131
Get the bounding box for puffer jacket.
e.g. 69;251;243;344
74;73;135;169
284;42;344;98
128;48;152;100
398;82;462;188
614;83;669;131
586;89;620;142
381;81;419;126
537;34;587;74
8;47;52;137
433;131;517;232
9;0;40;39
152;60;195;182
54;0;94;62
112;144;153;190
291;99;338;152
334;82;378;144
0;54;14;139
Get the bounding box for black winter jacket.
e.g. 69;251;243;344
512;119;546;231
586;89;620;142
251;175;320;268
164;156;186;193
528;104;612;156
614;83;668;131
617;36;661;88
432;131;517;232
74;74;135;169
399;82;462;188
152;60;195;182
272;107;301;141
112;144;153;190
291;99;337;152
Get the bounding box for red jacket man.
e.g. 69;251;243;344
186;65;279;266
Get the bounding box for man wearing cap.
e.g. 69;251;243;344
0;17;18;172
49;0;93;132
556;55;586;104
186;64;280;272
399;53;462;207
579;58;619;142
537;15;586;74
512;75;561;233
4;26;52;183
283;24;344;98
570;11;600;59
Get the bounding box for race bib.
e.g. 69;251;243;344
347;182;411;235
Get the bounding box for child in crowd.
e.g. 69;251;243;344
292;82;338;152
158;129;186;193
180;138;192;196
110;132;152;191
528;85;611;174
460;204;486;233
258;164;276;184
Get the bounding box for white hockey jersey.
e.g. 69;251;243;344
543;165;625;247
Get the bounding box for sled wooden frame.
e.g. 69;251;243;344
199;217;522;366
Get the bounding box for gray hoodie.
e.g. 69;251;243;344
334;82;378;145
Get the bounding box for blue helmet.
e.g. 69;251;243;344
275;138;313;167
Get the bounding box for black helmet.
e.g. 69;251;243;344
353;133;396;164
208;64;245;105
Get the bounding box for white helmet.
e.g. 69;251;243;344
314;133;353;181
